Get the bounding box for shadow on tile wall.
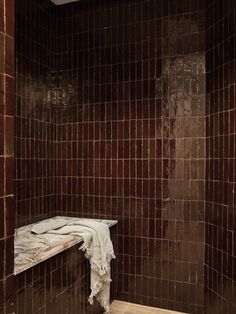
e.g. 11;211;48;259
15;0;57;227
205;0;236;313
0;0;15;313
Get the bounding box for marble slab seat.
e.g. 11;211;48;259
14;216;118;275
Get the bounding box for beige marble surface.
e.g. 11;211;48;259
14;216;118;275
110;301;187;314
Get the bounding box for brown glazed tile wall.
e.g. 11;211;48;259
0;0;15;313
54;1;206;313
205;0;236;313
12;0;236;313
15;0;57;227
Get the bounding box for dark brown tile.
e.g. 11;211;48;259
4;117;14;156
5;196;15;236
5;76;14;116
5;0;14;36
0;1;4;33
0;157;4;197
5;35;13;76
0;74;4;115
0;32;4;74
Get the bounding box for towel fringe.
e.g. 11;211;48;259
96;295;111;313
79;244;115;276
88;281;102;304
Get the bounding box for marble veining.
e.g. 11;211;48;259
14;216;118;275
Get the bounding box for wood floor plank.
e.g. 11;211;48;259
109;301;187;314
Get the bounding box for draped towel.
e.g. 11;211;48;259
32;218;115;313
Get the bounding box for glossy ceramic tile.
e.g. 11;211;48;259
110;301;187;314
14;216;118;275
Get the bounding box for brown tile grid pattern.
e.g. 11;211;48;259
110;300;187;314
15;245;111;314
205;0;236;313
53;0;206;313
0;0;15;313
15;0;57;227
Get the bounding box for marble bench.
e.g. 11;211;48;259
14;216;118;275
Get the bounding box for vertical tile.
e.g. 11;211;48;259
0;32;4;74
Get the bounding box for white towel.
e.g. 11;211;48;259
31;218;68;234
33;219;115;313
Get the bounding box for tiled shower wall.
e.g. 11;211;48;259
205;0;236;313
15;0;57;227
14;0;236;313
0;0;15;313
55;1;206;313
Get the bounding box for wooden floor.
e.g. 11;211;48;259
110;301;187;314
